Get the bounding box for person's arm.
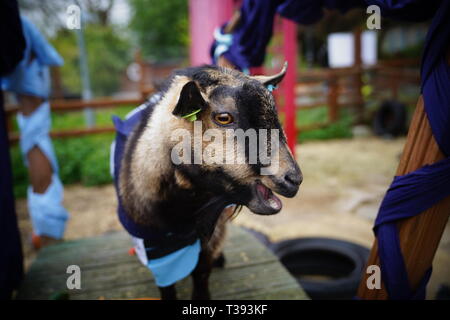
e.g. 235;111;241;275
214;0;365;70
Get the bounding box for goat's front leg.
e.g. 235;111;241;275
191;251;213;300
158;284;177;300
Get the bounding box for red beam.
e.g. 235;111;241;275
282;18;298;155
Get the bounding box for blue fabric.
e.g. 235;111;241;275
214;0;450;300
17;101;58;171
211;0;441;70
212;0;364;70
17;101;69;239
374;0;450;300
1;16;63;98
375;159;450;299
147;239;201;287
27;173;69;239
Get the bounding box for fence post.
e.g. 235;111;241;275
327;73;338;123
189;0;234;66
282;18;298;155
135;50;146;100
75;6;95;128
353;28;364;123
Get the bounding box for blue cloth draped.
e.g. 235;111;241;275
214;0;450;299
1;16;63;98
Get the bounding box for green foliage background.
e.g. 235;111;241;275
51;25;131;97
129;0;189;60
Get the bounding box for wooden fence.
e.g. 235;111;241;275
5;97;148;143
293;63;420;132
5;61;420;144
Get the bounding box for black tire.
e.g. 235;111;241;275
270;238;370;300
373;100;407;137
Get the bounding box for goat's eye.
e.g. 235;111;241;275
213;112;234;125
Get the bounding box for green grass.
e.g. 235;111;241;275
294;106;354;142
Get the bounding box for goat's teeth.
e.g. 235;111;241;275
268;198;277;208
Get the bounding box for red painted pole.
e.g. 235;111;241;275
282;18;298;155
189;0;234;66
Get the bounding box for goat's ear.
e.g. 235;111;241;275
172;81;207;121
251;61;288;88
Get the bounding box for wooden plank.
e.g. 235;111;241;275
5;98;145;115
17;225;308;300
8;127;116;143
327;75;338;122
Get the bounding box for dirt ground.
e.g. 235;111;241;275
16;136;449;299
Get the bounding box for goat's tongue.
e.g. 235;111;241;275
256;183;282;210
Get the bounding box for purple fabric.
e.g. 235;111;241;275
214;0;364;70
374;0;450;300
375;159;450;299
211;0;441;69
213;0;450;300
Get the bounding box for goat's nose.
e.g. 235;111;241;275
284;170;302;187
274;168;302;198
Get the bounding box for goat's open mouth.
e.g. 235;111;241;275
247;181;282;215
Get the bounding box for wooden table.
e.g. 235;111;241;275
17;225;308;300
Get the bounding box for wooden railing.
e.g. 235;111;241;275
293;64;420;131
6;62;420;143
6;96;148;143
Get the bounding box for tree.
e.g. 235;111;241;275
129;0;189;61
51;25;131;97
19;0;131;97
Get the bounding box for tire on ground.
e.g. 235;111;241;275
270;237;370;300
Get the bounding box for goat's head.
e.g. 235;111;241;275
168;64;302;215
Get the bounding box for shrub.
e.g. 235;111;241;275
80;139;113;186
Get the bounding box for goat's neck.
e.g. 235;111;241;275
131;105;178;203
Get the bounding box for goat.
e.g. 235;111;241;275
112;64;302;300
